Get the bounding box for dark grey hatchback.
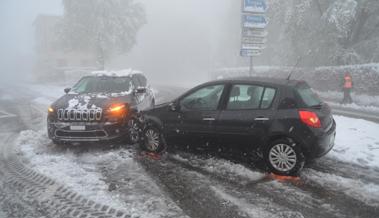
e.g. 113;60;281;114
140;77;336;175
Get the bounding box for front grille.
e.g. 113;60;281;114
57;109;102;121
55;130;107;138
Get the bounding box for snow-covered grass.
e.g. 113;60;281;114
330;115;379;168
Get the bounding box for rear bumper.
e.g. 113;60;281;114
302;119;336;159
47;120;129;143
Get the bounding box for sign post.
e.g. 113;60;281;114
240;0;268;76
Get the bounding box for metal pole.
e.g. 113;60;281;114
249;56;253;77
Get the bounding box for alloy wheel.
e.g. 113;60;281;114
145;128;160;152
269;144;297;172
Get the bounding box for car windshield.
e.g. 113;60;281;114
295;83;323;107
71;76;133;94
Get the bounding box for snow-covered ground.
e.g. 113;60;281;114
16;131;187;217
329;115;379;168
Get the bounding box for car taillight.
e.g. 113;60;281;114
299;110;321;128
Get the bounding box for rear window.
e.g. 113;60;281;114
295;83;322;107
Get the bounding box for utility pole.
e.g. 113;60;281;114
249;56;254;76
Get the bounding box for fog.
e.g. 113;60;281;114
111;0;238;87
0;0;62;83
0;0;241;87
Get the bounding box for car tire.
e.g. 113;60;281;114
264;138;305;176
142;126;166;153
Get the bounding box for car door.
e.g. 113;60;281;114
215;83;278;150
174;84;226;140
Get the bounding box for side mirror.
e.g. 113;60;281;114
64;88;71;94
169;102;180;112
134;87;147;94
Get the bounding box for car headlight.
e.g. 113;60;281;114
107;104;128;116
48;106;54;113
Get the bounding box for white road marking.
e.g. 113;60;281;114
0;110;17;119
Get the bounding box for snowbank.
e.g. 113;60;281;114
211;64;379;95
330;116;379;168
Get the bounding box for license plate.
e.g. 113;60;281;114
70;126;86;131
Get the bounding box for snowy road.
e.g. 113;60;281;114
0;84;379;218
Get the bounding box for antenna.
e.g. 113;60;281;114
287;50;312;80
287;56;302;80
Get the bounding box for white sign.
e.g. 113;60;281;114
241;42;266;50
240;49;262;57
242;15;267;29
243;0;268;14
242;36;267;44
242;28;268;37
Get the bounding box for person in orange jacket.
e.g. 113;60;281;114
341;72;353;104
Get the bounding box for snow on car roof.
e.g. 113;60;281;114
91;68;143;77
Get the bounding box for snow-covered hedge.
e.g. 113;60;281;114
211;64;379;95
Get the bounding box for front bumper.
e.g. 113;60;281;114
48;120;129;142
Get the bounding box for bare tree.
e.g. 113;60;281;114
60;0;146;69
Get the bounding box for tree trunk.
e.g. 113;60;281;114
313;0;323;17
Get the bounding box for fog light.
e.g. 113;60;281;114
115;129;120;133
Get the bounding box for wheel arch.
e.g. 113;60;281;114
143;115;164;131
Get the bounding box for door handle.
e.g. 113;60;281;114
254;117;269;121
203;117;216;121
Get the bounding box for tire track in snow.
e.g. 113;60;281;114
0;133;130;218
167;152;344;218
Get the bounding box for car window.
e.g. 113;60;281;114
132;76;141;88
180;85;224;111
295;83;322;107
137;74;147;87
261;87;276;109
71;77;133;94
227;85;264;110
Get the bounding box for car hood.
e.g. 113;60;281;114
52;93;134;110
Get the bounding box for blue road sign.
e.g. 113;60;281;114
242;15;267;29
243;0;267;13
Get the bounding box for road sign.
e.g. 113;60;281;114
241;42;266;50
242;15;267;29
242;36;267;44
240;49;262;57
242;28;268;37
243;0;268;14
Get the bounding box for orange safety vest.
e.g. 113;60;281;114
344;75;352;89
